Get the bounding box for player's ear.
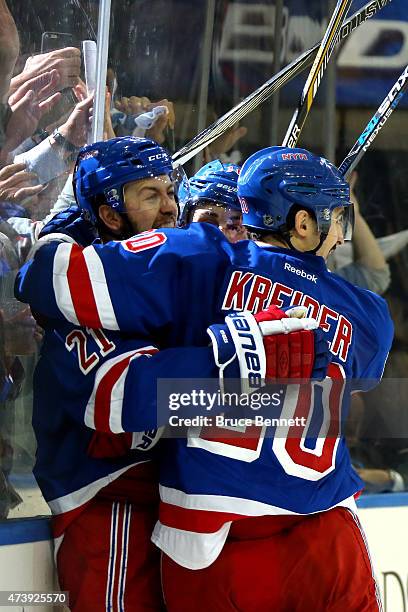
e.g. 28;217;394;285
98;205;123;234
293;209;310;237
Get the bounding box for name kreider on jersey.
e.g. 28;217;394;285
222;269;353;363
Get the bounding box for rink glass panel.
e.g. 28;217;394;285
1;0;407;521
0;0;100;520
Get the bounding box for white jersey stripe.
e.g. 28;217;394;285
84;350;140;431
118;503;131;612
155;491;358;570
82;247;120;330
152;521;232;570
346;509;383;611
48;461;150;515
52;243;80;325
108;355;142;434
84;347;156;432
160;484;357;517
106;502;119;611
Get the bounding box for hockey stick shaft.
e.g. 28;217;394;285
172;0;393;167
282;0;353;148
339;64;408;179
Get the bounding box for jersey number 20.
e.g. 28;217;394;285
188;363;344;482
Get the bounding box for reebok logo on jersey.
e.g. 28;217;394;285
284;263;317;283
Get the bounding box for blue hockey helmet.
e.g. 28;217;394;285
238;146;353;240
179;160;241;226
73;137;174;224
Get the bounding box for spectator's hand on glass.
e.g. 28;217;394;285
348;170;360;213
115;96;148;115
9;47;81;98
104;91;115;140
114;95;175;144
2;303;37;356
8;69;61;109
58;94;93;148
4;83;61;152
128;96;150;115
146;99;175;144
42;77;87;135
0;0;19;101
204;124;247;162
73;78;88;102
356;468;404;493
0;162;43;203
87;87;115;140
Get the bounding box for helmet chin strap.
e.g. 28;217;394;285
280;230;327;255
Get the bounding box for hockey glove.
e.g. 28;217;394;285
38;204;97;246
207;305;331;394
254;305;331;381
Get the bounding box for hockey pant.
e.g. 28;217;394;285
162;507;382;612
55;463;165;611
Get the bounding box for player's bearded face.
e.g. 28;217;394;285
124;176;178;233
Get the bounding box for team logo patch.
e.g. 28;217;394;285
106;188;120;205
78;150;99;161
226;165;241;175
239;196;249;214
281;153;308;161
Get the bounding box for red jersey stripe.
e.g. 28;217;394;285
66;245;102;329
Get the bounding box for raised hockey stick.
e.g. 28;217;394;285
339;64;408;179
172;0;393;167
282;0;353;148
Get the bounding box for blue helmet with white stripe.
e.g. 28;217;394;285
73;137;173;224
179;160;241;226
238;146;353;240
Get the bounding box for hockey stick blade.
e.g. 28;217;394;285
339;64;408;179
173;0;393;167
282;0;353;148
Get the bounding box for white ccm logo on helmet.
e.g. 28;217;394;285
284;263;317;284
148;153;168;161
225;311;266;392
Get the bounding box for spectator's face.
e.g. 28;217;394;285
189;203;248;243
123;175;178;233
223;210;248;243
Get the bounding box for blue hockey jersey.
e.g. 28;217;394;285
16;224;394;567
32;318;226;534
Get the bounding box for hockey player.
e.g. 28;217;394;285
28;136;178;611
28;138;327;611
16;146;393;610
179;160;247;242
